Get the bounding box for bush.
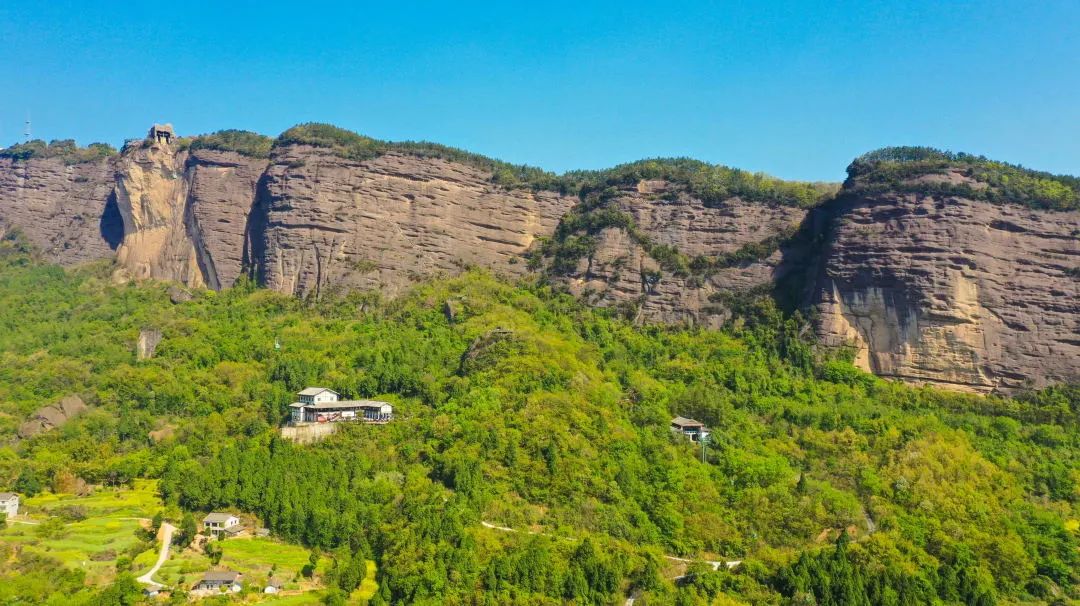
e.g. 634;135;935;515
275;123;382;161
189;130;273;158
0;139;117;164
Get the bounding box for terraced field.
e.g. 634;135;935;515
0;481;378;602
0;480;160;584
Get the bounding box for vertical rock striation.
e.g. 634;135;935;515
185;149;268;289
252;145;576;298
0;157;120;264
112;139;203;285
111;140;267;289
814;170;1080;392
549;179;810;327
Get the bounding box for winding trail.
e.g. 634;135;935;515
136;522;176;587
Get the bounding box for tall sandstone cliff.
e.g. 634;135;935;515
550;179;808;327
112;140;267;289
814;170;1080;393
0;156;121;264
252;145;575;298
0;129;1077;392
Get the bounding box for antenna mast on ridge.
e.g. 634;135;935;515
24;113;31;142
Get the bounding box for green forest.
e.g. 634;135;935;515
0;229;1077;605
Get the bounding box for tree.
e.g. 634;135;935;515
93;572;142;605
14;468;43;497
205;542;223;566
174;512;197;549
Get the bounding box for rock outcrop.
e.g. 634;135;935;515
252;146;575;298
550;180;809;327
814;169;1080;392
0;157;121;264
112;138;204;285
18;395;89;438
137;328;163;360
185;149;268;288
111;140;267;289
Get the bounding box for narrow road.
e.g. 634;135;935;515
137;522;176;587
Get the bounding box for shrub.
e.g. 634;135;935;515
0;139;117;164
275;123;382;161
189;130;273;158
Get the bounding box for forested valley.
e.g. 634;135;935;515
0;232;1077;605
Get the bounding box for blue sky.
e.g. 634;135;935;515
1;1;1077;181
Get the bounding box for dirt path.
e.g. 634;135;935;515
136;522;176;587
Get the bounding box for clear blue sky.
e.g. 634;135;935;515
1;1;1077;181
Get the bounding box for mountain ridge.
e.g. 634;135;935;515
1;124;1077;393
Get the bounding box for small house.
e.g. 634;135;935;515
255;527;270;538
264;577;284;594
289;388;393;425
202;512;240;536
194;570;242;592
0;493;18;519
671;416;710;442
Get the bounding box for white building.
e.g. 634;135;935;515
296;387;340;405
289;388;393;425
194;570;242;592
202;512;241;536
0;493;18;519
670;416;710;442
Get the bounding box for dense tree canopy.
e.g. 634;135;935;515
0;233;1076;604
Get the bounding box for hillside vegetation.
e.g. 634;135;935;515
189;129;275;159
0;225;1077;604
0;139;117;164
273;123;839;203
847;146;1080;211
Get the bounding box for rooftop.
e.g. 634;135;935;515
671;416;706;428
0;492;17;500
289;399;392;410
298;387;338;396
203;512;238;523
201;570;240;583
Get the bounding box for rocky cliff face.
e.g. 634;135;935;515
550;180;809;327
814;170;1080;392
112;141;267;289
0;157;121;264
112;139;203;285
1;130;1077;392
252;145;575;298
185;149;268;289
